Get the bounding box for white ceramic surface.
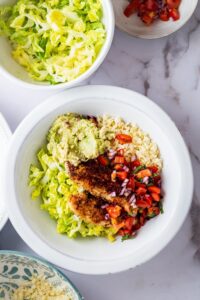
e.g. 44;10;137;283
112;0;198;39
0;0;114;90
0;113;11;232
5;85;193;274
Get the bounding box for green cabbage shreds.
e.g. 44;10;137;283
29;147;116;241
0;0;106;84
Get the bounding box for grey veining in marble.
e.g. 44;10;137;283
0;2;200;300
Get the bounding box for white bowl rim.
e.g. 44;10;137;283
0;0;115;90
113;0;198;39
0;250;84;299
5;85;194;274
0;113;12;232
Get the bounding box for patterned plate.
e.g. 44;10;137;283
0;251;84;299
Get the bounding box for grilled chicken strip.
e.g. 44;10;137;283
69;193;110;226
67;160;130;212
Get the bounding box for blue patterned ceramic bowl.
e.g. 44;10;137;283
0;251;84;299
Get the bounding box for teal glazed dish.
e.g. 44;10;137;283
0;250;84;299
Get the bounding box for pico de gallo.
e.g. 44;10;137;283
124;0;181;25
97;133;164;241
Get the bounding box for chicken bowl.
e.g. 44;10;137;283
5;85;193;274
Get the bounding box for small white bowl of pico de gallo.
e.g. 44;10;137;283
112;0;198;39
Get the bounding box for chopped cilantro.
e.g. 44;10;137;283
133;165;145;174
159;202;164;214
121;234;133;242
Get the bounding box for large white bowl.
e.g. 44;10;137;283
5;85;193;274
0;0;114;90
0;113;12;232
112;0;198;39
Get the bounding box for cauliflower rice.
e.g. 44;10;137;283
98;115;162;169
11;276;74;300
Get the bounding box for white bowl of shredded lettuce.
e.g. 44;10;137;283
0;0;114;89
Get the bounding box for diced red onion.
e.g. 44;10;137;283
108;149;116;159
105;213;110;220
143;176;149;184
123;166;129;172
101;204;109;209
108;153;115;160
124;190;131;197
122;178;129;187
131;155;136;162
120;186;126;196
109;191;116;197
129;194;136;204
109;149;116;154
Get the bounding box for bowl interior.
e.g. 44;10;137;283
113;0;198;38
14;94;182;263
0;0;113;87
0;251;82;299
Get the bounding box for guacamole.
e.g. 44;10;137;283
47;114;105;166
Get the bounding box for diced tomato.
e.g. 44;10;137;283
124;217;135;231
141;208;147;218
166;0;181;9
141;14;154;25
159;9;170;21
151;192;160;202
98;155;109;166
131;159;141;169
148;165;158;173
145;0;158;11
111;171;116;182
136;187;147;195
147;207;160;217
114;164;123;171
106;205;121;219
139;215;146;226
153;175;161;185
136;168;152;179
135;181;146;188
124;0;181;24
127;177;135;190
136;199;150;208
118;229;131;236
116;171;128;180
112;219;125;231
114;156;125;164
148;186;161;194
132;222;141;231
116;134;132;144
124;0;140;17
169;8;180;20
117;149;124;156
144;194;152;206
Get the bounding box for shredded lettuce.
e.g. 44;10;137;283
29;147;116;241
0;0;106;84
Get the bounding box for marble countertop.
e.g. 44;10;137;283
1;3;200;299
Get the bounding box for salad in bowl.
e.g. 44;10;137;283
29;113;164;242
0;0;114;88
5;86;193;274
